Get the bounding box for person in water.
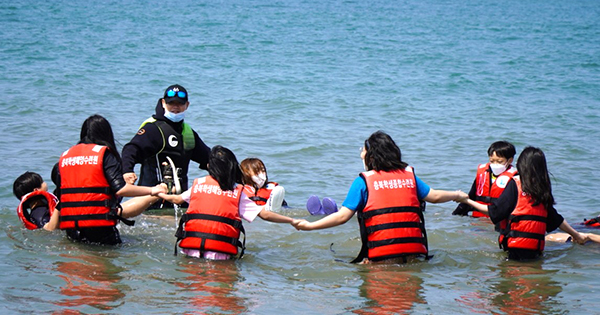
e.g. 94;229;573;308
453;141;517;230
240;158;287;212
457;146;588;260
159;145;304;260
121;84;211;207
53;114;167;245
293;131;464;264
13;171;60;231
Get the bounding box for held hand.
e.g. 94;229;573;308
454;190;469;203
151;184;168;196
291;219;311;231
124;172;138;185
572;232;589;245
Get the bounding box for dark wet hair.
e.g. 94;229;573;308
517;146;555;210
240;158;268;190
79;114;121;163
13;171;43;200
208;145;242;191
488;141;516;160
364;131;408;172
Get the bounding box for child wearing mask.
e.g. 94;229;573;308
240;158;287;212
453;141;517;230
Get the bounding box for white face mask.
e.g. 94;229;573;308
362;158;368;171
252;173;267;188
164;110;185;122
490;163;508;176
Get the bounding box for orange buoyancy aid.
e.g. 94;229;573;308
58;144;119;229
353;167;428;263
243;182;279;206
473;163;517;224
176;176;246;257
17;190;58;230
499;176;547;252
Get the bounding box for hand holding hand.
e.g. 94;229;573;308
454;190;469;203
291;219;310;231
151;183;168;196
573;232;589;245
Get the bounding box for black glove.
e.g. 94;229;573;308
452;203;472;216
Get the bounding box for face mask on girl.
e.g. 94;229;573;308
252;173;267;188
164;110;185;122
490;163;508;176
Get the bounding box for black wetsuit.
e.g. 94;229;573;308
121;99;210;208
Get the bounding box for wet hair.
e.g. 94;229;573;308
208;145;242;191
364;131;408;172
240;158;268;190
79;114;121;163
487;141;516;160
516;146;555;210
13;171;44;200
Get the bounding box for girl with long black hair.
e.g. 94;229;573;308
54;114;166;245
459;146;587;260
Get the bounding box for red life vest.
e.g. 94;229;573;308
58;144;119;229
243;182;279;206
353;167;428;262
473;163;517;221
176;176;246;257
499;176;547;253
16;190;58;230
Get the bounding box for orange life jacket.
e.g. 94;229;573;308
176;176;246;257
499;176;547;253
58;144;123;229
473;163;517;222
352;167;428;263
243;182;279;206
16;190;58;230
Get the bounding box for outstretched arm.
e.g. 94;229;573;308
460;198;489;215
157;192;185;205
258;208;296;224
558;219;588;244
293;207;355;231
423;189;465;204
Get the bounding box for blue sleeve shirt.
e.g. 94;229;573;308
341;174;431;212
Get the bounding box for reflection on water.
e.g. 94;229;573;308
175;259;247;314
54;252;125;311
353;264;425;315
491;260;562;315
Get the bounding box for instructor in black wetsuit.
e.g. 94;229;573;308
121;84;211;207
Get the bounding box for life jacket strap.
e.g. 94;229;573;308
367;237;427;248
180;213;244;230
366;221;423;234
60;187;112;195
506;230;545;241
509;214;546;223
249;196;268;203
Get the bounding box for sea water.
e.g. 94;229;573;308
1;0;599;313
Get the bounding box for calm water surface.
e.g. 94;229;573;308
1;0;599;313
